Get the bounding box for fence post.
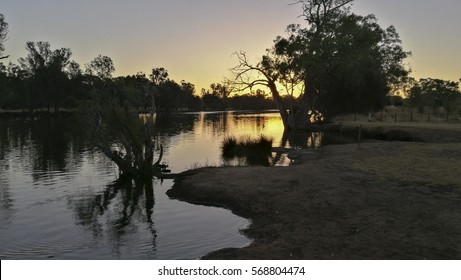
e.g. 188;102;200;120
410;112;413;122
394;112;397;123
357;125;362;149
428;113;431;123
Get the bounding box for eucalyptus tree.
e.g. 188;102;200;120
232;0;410;130
149;67;169;85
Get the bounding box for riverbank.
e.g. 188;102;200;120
167;122;461;259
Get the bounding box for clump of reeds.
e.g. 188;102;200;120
221;135;273;165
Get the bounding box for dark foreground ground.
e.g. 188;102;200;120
167;122;461;259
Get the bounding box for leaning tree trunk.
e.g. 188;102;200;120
267;80;290;129
267;80;315;131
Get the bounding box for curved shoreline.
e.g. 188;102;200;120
167;123;461;259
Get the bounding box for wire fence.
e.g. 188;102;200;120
336;106;461;124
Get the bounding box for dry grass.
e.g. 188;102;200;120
168;122;461;259
351;143;461;186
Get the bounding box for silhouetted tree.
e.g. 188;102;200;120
18;41;72;112
67;60;82;79
0;63;29;108
85;54;115;80
210;81;235;109
180;80;201;110
149;67;169;85
110;73;157;111
201;86;224;110
146;67;200;112
0;14;8;60
81;55;116;108
232;0;410;130
409;78;460;112
228;89;275;110
83;78;164;178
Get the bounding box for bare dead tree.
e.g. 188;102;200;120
294;0;354;26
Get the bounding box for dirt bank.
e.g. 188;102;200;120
167;123;461;259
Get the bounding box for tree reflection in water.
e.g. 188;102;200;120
69;176;156;258
281;130;324;149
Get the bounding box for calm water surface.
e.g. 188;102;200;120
0;111;297;259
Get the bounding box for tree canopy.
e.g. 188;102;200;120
232;0;411;129
409;78;460;112
15;41;72;111
85;54;115;80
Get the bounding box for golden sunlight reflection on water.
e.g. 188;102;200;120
163;111;287;170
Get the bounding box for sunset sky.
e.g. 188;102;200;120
2;0;460;91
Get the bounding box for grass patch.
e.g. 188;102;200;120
222;135;273;166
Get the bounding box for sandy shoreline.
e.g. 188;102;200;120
167;122;461;259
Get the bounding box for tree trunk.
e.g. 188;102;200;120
268;80;290;128
267;79;316;131
295;81;316;130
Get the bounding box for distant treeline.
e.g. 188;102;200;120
1;42;460;114
0;42;275;113
1;12;460;116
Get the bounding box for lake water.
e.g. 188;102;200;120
0;110;296;260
